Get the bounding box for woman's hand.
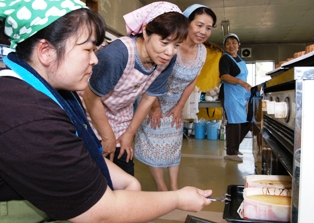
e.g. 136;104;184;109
147;106;162;130
221;74;251;91
240;81;252;91
101;135;116;161
116;132;134;162
167;106;183;129
176;187;212;212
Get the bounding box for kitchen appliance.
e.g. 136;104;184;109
261;66;314;223
259;51;314;223
229;52;314;223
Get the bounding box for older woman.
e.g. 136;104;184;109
135;4;217;191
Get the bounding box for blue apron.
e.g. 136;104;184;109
223;53;250;123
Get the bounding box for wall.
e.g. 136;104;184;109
97;0;142;36
96;1;307;64
240;43;307;65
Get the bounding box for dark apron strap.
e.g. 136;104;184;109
247;86;258;122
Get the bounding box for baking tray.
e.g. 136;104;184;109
223;185;290;223
185;214;217;223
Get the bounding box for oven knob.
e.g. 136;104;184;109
262;100;267;111
265;100;275;114
274;102;288;118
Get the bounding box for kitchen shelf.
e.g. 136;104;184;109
281;52;314;68
266;52;314;77
198;101;222;108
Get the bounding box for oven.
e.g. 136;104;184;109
263;88;295;176
257;64;314;223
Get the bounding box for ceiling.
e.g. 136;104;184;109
139;0;314;45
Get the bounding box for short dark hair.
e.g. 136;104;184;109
188;7;217;28
145;12;189;42
16;8;106;64
0;21;10;45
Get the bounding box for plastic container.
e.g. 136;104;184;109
243;187;291;222
245;175;292;189
194;122;205;139
206;122;219;140
219;125;226;140
183;121;193;137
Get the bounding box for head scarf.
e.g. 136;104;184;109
182;4;209;18
223;33;240;45
0;0;86;49
123;1;181;36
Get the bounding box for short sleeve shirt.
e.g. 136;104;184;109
219;53;241;77
0;77;107;220
89;37;176;97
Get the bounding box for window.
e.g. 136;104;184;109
246;61;273;86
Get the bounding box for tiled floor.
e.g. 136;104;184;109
134;135;255;223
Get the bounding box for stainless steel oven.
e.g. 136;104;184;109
258;65;314;223
263;88;295;176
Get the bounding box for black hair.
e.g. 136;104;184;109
0;21;10;45
145;12;189;42
188;7;217;28
16;8;106;64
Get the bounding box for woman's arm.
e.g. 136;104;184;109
70;185;212;223
147;97;162;129
116;93;156;162
221;74;251;91
104;157;141;191
82;87;116;161
167;78;197;128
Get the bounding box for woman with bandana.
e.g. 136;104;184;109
82;2;189;176
219;33;252;162
134;4;217;191
0;0;212;222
